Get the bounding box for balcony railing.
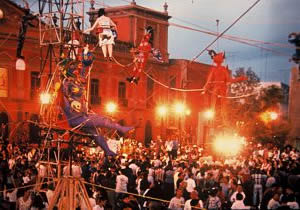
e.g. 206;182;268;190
118;98;128;107
91;96;101;105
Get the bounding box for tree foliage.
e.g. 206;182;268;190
227;67;289;147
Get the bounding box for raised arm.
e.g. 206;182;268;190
110;18;117;30
84;18;99;33
203;68;214;90
228;74;247;83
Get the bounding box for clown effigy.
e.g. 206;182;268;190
57;50;134;156
203;50;247;122
126;29;163;84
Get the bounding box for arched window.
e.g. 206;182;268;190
146;26;154;46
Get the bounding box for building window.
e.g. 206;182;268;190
17;111;23;122
170;76;176;88
30;72;40;99
146;26;154;46
118;82;128;107
146;76;154;108
90;79;101;105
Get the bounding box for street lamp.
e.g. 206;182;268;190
106;102;117;115
270;111;278;121
203;109;215;120
202;109;215;149
40;92;51;104
185;109;191;116
157;105;168;117
174;102;186;115
260;111;279;124
173;102;188;144
157;105;168;138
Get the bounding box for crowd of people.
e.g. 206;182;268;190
0;135;299;210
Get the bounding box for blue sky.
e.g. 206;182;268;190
14;0;300;84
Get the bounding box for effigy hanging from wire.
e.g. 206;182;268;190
84;8;117;61
126;27;163;84
203;50;247;124
50;48;134;156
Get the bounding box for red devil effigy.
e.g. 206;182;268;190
203;50;247;123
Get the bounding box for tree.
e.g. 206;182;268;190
227;68;290;147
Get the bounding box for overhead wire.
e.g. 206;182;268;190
190;0;262;62
115;0;294;51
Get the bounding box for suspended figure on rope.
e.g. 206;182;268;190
16;4;37;59
126;28;163;85
55;50;134;156
84;8;117;61
203;50;247;123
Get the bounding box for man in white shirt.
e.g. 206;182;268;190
185;173;196;193
174;167;183;191
115;169;128;199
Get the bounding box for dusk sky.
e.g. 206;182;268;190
14;0;300;84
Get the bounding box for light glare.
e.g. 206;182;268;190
203;109;215;120
174;103;185;114
106;102;117;113
213;133;245;156
40;93;51;104
157;105;168;117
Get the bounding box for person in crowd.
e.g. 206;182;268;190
169;188;185;210
231;193;250;209
230;184;246;203
115;168;128;200
16;188;32;210
205;187;221;210
267;193;281;210
0;136;299;209
185;172;196;193
251;167;267;206
184;190;204;210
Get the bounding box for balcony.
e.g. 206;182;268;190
118;98;128;107
91;96;101;105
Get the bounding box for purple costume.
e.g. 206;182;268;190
61;56;133;156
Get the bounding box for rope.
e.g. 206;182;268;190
0;32;13;48
0;180;56;194
82;180;205;209
190;0;262;63
144;70;260;99
143;71;204;92
111;56;134;68
206;89;260;99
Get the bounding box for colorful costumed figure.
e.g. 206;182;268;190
84;8;117;61
59;51;134;156
203;50;247;123
126;30;163;84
